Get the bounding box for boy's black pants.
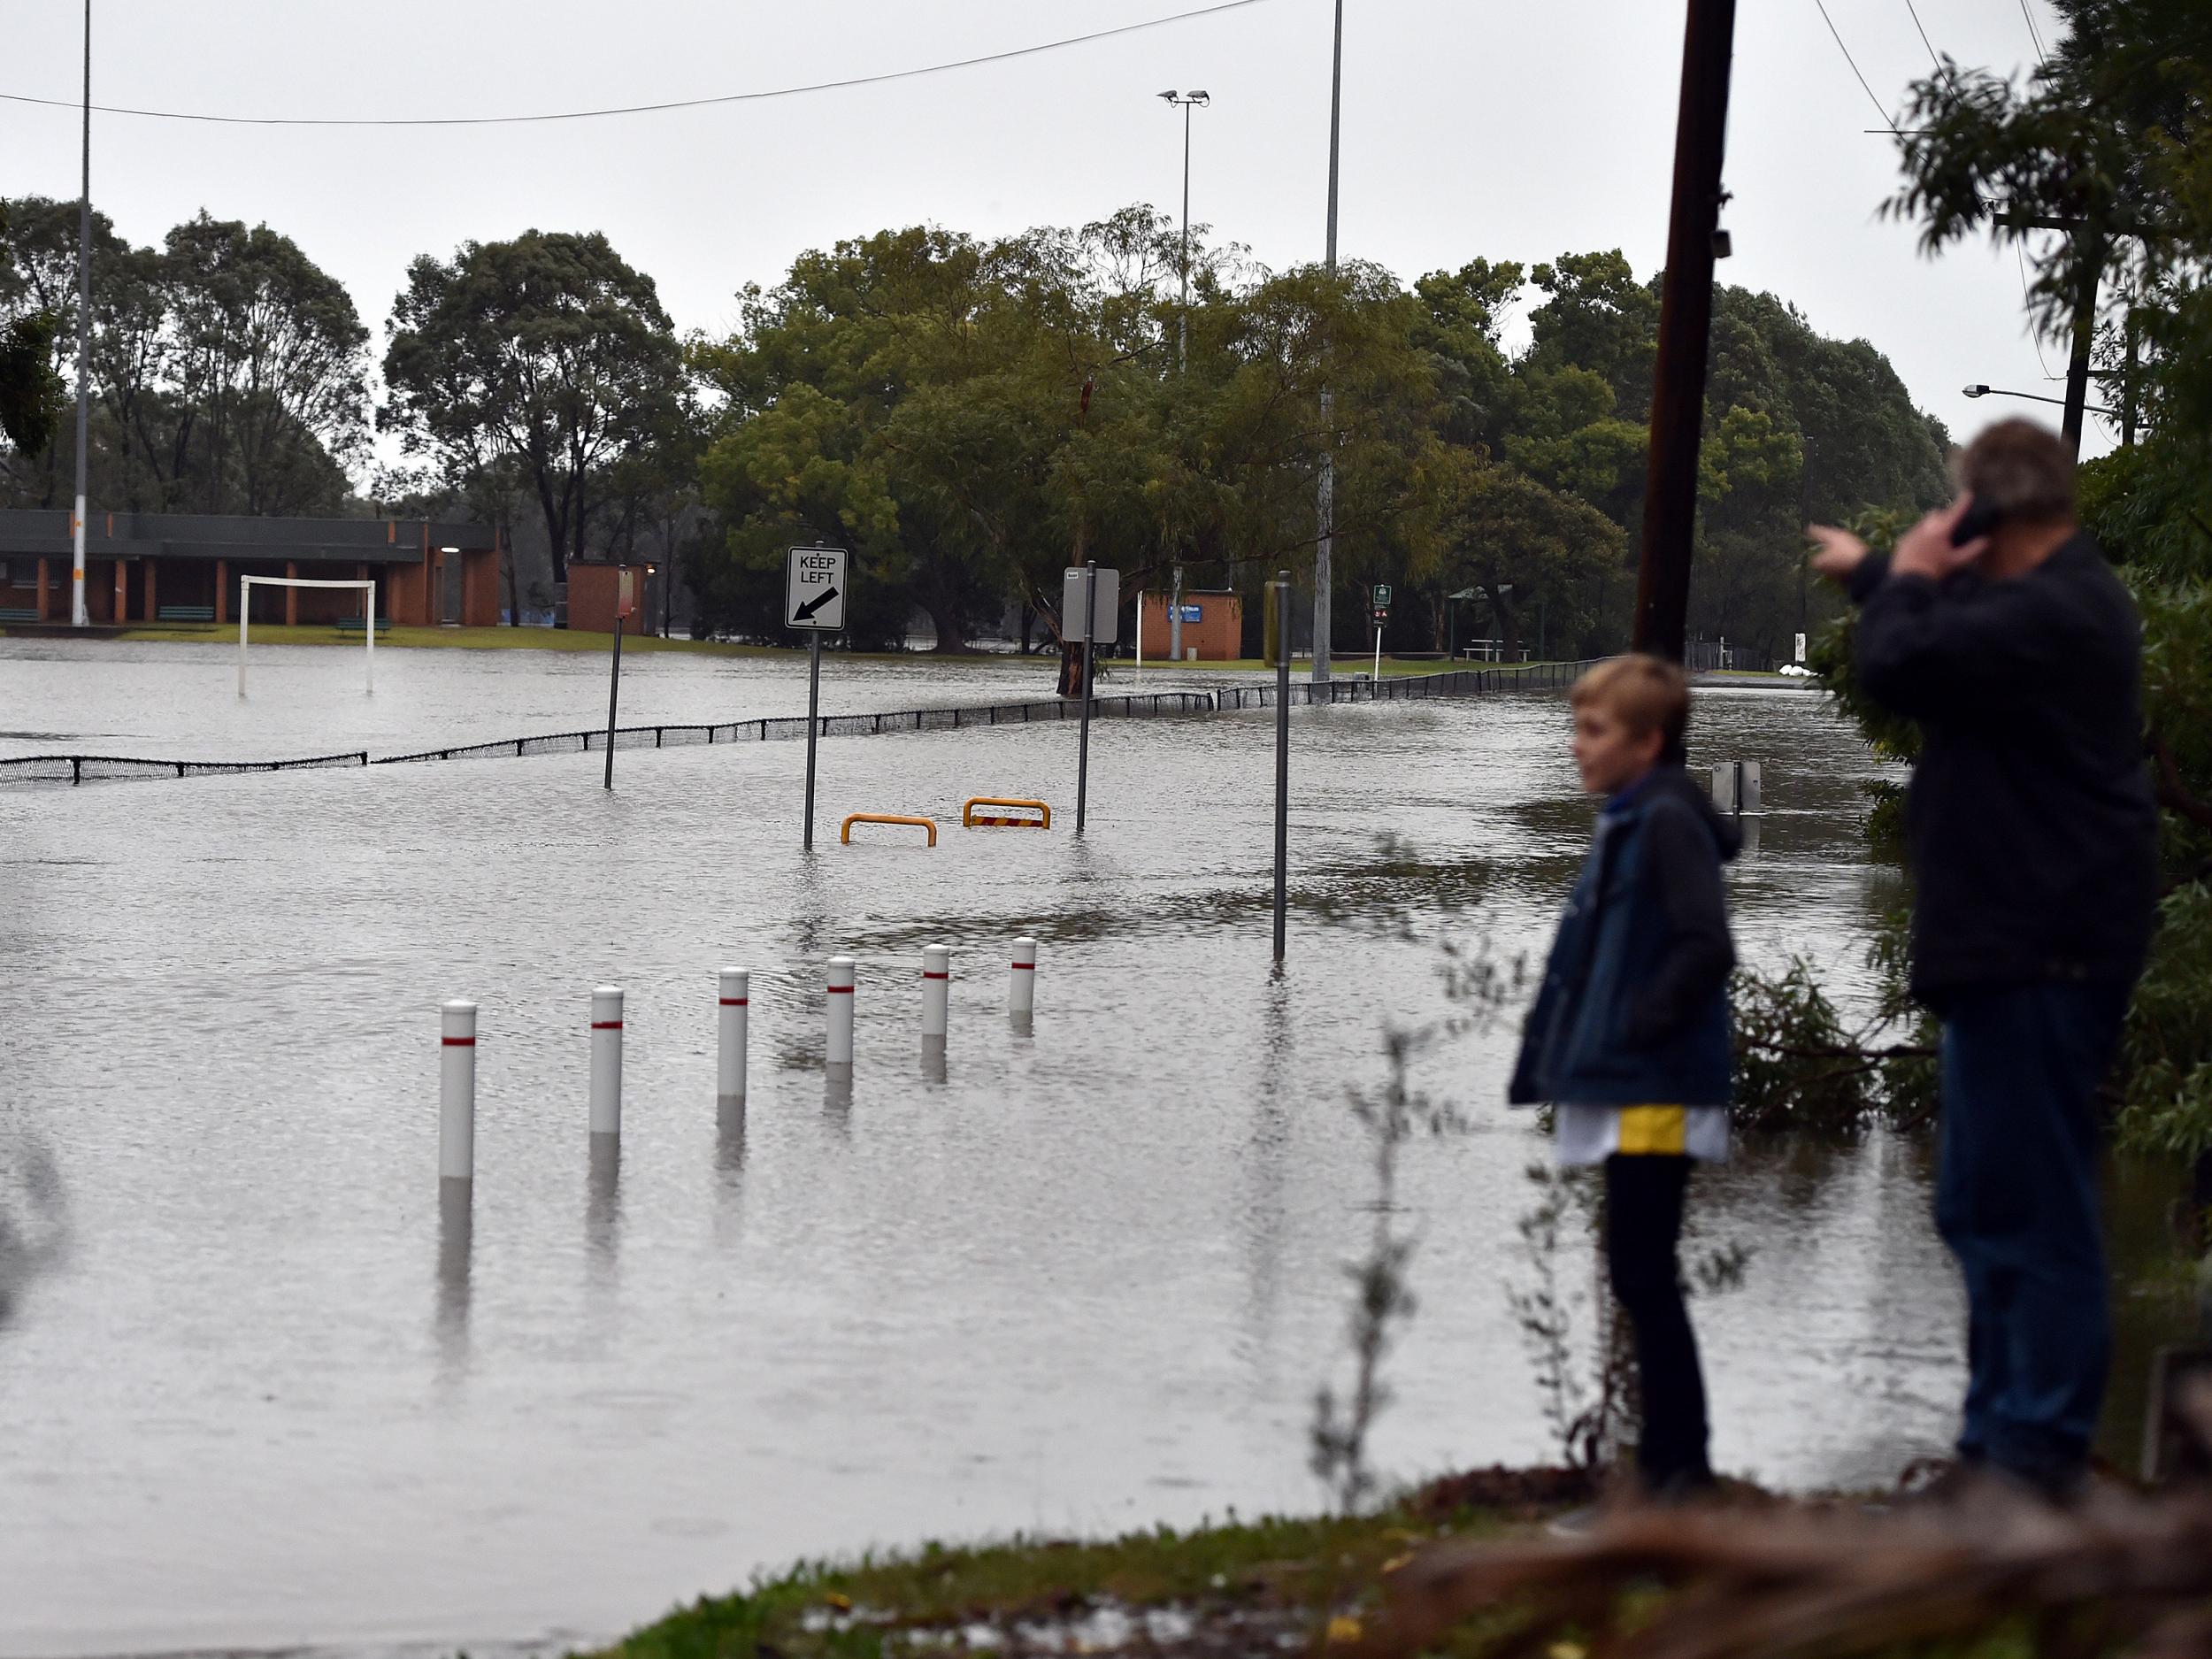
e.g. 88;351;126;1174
1604;1153;1712;1489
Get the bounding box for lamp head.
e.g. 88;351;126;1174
1190;90;1211;104
1962;383;1990;398
1158;89;1178;102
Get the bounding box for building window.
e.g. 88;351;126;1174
4;557;38;587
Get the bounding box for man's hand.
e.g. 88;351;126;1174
1807;525;1870;585
1892;497;1989;581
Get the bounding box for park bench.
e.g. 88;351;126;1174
334;616;393;635
157;605;215;623
0;607;38;623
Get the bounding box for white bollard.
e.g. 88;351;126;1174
440;1000;477;1182
589;986;624;1136
921;945;950;1041
826;955;856;1075
717;968;749;1099
1010;936;1038;1016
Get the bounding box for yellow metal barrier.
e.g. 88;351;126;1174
841;813;938;846
963;796;1052;829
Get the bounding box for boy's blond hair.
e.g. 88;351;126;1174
1571;654;1691;755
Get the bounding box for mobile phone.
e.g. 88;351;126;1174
1951;495;2002;547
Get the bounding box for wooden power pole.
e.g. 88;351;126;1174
1632;0;1738;664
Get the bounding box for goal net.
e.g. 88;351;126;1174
237;576;378;697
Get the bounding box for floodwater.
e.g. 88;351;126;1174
0;640;2185;1658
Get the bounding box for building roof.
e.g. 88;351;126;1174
0;510;494;564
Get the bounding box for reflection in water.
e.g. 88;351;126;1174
714;1096;747;1248
1010;1010;1034;1040
587;1134;622;1275
921;1035;948;1085
823;1070;853;1131
0;1130;68;1332
1736;812;1762;859
435;1178;472;1384
1240;973;1294;1382
716;1096;748;1178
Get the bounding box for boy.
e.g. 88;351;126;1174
1509;654;1741;1496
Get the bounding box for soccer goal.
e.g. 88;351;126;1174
237;575;378;697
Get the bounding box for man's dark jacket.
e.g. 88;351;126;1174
1509;765;1740;1107
1847;534;2158;1004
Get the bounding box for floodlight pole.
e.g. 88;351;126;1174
1312;0;1342;685
70;0;91;629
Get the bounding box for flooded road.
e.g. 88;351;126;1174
0;641;2172;1657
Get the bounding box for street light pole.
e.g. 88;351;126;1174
1962;382;2117;419
1313;0;1343;684
71;0;91;629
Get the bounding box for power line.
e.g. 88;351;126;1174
0;0;1275;128
2018;238;2060;379
1812;0;1900;134
2017;0;2049;68
1902;0;1958;89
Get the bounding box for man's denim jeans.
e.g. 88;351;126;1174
1937;978;2131;1492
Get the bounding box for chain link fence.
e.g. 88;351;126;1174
0;660;1595;787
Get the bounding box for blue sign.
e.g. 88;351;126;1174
1176;604;1201;622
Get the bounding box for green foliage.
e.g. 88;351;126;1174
686;212;1942;658
1731;958;1937;1134
0;197;365;514
381;229;690;580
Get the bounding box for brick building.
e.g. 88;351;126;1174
0;511;502;627
1138;589;1242;661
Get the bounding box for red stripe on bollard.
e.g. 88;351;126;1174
591;1020;623;1030
1011;961;1035;969
718;997;749;1007
826;986;855;995
441;1036;476;1047
923;972;949;980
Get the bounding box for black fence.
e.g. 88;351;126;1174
0;659;1596;787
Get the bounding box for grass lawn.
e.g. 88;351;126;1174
589;1477;1563;1659
49;623;1564;684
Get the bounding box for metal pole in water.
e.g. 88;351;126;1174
1075;561;1097;835
440;1000;477;1183
589;986;624;1136
1010;936;1037;1016
1271;572;1291;963
803;630;822;849
826;955;856;1077
603;601;624;790
717;968;749;1101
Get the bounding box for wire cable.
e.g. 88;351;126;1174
1902;0;1959;89
0;0;1274;128
2017;0;2049;68
2018;238;2061;378
1812;0;1901;133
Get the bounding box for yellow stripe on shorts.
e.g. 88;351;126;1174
1615;1106;1687;1156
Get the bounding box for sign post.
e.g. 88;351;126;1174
1371;583;1391;682
1064;563;1119;835
603;565;632;790
1271;570;1291;963
786;545;849;849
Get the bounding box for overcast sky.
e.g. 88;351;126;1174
3;0;2105;467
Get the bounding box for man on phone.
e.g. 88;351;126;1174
1808;418;2158;1502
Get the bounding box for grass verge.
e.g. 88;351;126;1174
590;1473;1590;1659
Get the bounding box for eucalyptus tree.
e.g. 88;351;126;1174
382;229;688;583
